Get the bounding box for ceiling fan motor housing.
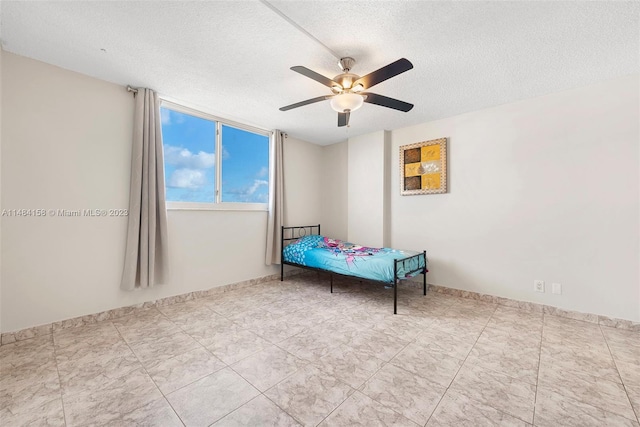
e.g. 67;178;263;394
331;72;361;93
338;57;356;72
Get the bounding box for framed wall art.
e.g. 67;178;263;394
399;137;447;195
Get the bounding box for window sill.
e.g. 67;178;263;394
166;202;268;212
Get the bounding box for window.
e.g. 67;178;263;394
160;102;270;210
221;125;270;203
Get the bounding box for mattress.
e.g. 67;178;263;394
283;235;426;284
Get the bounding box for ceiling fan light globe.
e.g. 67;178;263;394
330;93;364;113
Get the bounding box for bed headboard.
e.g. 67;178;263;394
281;224;321;246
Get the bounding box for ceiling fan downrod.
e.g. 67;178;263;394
338;57;356;72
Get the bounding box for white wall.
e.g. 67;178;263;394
1;53;320;332
0;46;3;334
319;140;348;240
283;136;322;227
382;131;392;248
391;75;639;321
347;131;389;247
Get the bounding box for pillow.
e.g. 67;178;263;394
283;234;324;265
294;234;325;249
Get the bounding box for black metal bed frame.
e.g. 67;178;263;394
280;224;427;314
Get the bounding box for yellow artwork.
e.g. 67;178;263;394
404;163;421;177
422;173;441;189
421;146;440;162
399;138;447;195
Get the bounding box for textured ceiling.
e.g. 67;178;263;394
1;1;638;145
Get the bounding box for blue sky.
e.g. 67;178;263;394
160;107;269;203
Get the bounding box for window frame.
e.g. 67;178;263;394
160;99;272;212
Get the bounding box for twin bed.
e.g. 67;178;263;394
280;224;428;314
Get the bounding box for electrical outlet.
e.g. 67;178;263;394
552;283;562;294
534;280;545;293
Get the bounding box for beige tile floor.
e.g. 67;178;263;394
1;274;639;426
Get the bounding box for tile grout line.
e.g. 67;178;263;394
312;317;425;426
205;393;294;427
313;390;360;427
532;313;546;426
360;359;442;426
422;303;499;426
203;378;263;427
598;323;640;425
393;295;462;427
144;297;302;425
50;332;70;427
346;303;452;427
145;306;235;398
217;289;349;426
155;356;227;397
305;334;405;424
223;350;315;426
214;281;372;425
540;316;638;423
111;313;187;427
261;335;349;426
264;291;425;426
322;297;495;426
261;391;307;426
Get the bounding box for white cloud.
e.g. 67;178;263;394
161;109;172;125
247;179;268;195
227;179;268;201
257;166;269;178
254;193;268;203
164;145;215;169
160;109;186;126
167;168;207;189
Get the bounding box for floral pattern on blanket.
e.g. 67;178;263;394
321;237;383;267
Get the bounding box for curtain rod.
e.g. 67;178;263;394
126;85;139;94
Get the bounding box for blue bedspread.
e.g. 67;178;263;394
283;235;427;284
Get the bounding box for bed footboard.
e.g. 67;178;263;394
393;251;428;314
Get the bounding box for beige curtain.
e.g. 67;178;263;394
266;130;284;265
121;88;169;290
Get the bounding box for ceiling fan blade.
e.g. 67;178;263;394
291;66;342;89
353;58;413;90
362;92;413;112
338;111;350;127
279;95;332;111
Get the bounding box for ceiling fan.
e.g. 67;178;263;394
280;57;414;127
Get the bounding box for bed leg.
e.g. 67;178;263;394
330;275;333;293
423;275;427;295
394;281;397;314
280;262;284;282
423;250;427;295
